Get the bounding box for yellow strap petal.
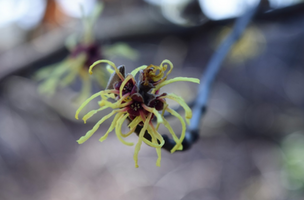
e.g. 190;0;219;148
99;112;121;142
37;59;74;96
89;60;124;81
142;104;163;124
161;93;192;124
115;113;134;146
146;125;164;146
81;2;103;44
130;65;147;77
162;118;183;150
82;106;108;123
93;67;109;89
90;2;104;25
103;93;131;109
106;65;115;74
35;63;60;81
75;91;102;119
135;116;164;148
102;43;139;60
121;126;136;138
133;113;152;168
77;110;116;144
146;125;164;166
166;107;186;153
61;70;79;87
147;126;162;167
128;116;141;129
46;59;71;78
153;77;200;93
120;74;133;98
61;55;87;87
75;70;92;103
155;147;162;167
156;103;167;130
75;89;115;119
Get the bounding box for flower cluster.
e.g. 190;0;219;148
75;59;199;167
35;3;138;103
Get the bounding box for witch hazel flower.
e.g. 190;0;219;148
75;59;200;167
35;3;138;103
34;3;104;102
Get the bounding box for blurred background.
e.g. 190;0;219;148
1;0;304;200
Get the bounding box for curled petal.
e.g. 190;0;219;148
143;64;164;82
159;59;173;81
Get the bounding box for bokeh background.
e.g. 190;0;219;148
1;0;304;200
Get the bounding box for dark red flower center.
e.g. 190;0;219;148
71;43;102;68
149;99;164;111
114;80;136;97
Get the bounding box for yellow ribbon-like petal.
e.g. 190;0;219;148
82;106;108;123
128;116;141;129
147;125;162;167
153;77;200;93
166;107;186;153
162;117;183;150
160;93;192;124
130;65;147;77
134;113;152;168
115;113;134;146
75;69;92;103
75;91;102;119
106;65;115;74
120;74;133;98
77;110;117;144
142;104;163;125
89;60;124;81
99;112;121;142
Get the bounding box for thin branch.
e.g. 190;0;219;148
161;3;261;151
